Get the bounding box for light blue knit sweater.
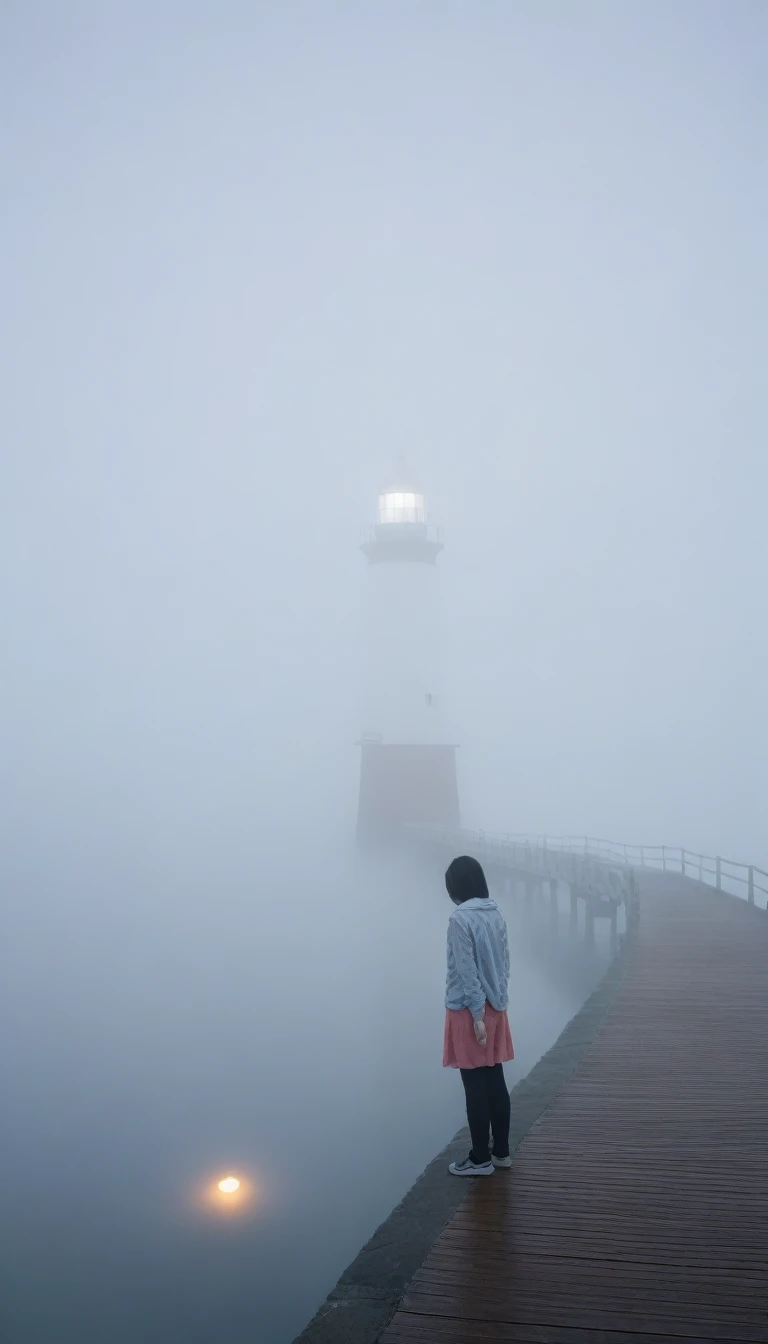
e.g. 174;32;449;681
445;896;510;1020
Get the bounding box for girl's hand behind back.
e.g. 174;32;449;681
473;1016;487;1047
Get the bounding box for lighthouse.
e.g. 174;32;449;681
356;463;460;842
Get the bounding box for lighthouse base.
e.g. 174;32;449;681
356;742;460;844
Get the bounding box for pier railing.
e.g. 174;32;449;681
411;825;636;906
476;833;768;910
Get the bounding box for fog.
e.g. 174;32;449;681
1;3;766;1342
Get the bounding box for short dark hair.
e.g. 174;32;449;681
445;854;489;904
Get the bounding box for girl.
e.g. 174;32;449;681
443;854;514;1176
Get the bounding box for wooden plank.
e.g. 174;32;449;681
425;1249;768;1285
383;1324;688;1344
380;872;768;1343
398;1288;768;1339
412;1269;767;1314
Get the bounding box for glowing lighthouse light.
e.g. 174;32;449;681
217;1176;241;1194
377;490;426;525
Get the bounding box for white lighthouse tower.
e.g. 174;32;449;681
356;461;460;842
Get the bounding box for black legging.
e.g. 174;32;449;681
460;1064;511;1164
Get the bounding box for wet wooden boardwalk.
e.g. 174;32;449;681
380;871;768;1344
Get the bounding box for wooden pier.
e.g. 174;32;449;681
380;869;768;1344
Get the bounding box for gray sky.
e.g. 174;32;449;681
2;0;766;862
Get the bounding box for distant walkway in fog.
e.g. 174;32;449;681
381;868;768;1344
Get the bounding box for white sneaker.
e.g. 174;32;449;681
492;1154;512;1169
449;1155;494;1177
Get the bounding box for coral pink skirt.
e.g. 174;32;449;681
443;1003;515;1070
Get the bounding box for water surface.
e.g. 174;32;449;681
1;828;608;1344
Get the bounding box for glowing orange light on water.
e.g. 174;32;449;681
191;1169;259;1220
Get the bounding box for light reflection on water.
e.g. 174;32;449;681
1;835;609;1344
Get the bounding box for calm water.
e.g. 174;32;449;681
1;828;608;1344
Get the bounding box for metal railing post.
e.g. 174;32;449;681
716;856;722;891
585;890;595;947
662;846;667;872
681;847;685;876
748;866;755;904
